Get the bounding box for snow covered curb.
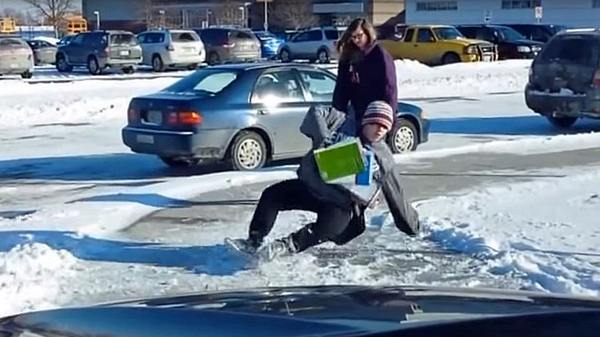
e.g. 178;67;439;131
396;132;600;162
418;168;600;296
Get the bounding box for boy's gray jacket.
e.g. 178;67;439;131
297;105;420;236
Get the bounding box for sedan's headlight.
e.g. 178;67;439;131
517;46;532;53
465;45;478;54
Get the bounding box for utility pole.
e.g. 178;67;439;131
93;10;100;30
256;0;272;31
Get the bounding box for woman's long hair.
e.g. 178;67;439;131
337;18;377;63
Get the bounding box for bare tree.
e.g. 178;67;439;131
214;0;243;27
271;0;318;30
23;0;75;34
139;0;183;30
139;0;160;29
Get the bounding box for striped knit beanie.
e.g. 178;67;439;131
361;101;394;130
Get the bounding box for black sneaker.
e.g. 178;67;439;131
257;237;297;261
225;237;259;255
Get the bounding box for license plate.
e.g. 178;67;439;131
136;134;154;144
184;47;195;53
146;110;162;124
483;55;492;62
10;63;17;68
119;50;130;56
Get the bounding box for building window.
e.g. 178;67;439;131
416;1;458;11
594;0;600;8
501;0;541;9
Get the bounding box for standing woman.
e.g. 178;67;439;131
333;18;398;134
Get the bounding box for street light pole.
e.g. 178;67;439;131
158;9;165;29
93;11;100;30
256;0;271;31
263;0;268;31
239;6;245;27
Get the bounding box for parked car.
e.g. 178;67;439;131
121;63;430;170
55;30;143;75
455;24;544;59
379;25;497;65
26;39;57;65
253;30;285;59
195;27;261;65
137;29;205;72
505;23;568;43
0;35;34;78
31;36;59;45
525;28;600;128
2;285;600;337
277;27;339;63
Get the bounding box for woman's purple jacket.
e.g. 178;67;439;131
332;43;398;124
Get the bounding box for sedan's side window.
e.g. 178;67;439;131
298;70;335;102
416;29;435;43
476;28;495;42
252;71;304;104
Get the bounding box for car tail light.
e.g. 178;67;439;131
128;108;139;122
167;111;203;125
222;38;236;48
594;70;600;88
179;111;203;125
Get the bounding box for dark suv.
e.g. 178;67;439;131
55;30;142;75
455;24;544;59
525;29;600;128
504;24;568;43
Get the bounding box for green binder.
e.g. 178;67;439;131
313;138;365;182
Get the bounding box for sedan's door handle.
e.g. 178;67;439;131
258;109;269;115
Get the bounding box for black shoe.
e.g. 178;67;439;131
257;237;297;261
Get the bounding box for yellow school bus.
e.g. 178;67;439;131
67;16;87;34
0;17;16;33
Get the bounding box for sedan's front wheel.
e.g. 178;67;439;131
387;118;418;153
227;131;267;171
21;70;33;79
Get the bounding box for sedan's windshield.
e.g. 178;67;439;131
433;27;464;40
550;25;568;34
162;69;240;95
0;38;25;47
497;27;526;41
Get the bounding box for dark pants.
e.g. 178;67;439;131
249;179;353;252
